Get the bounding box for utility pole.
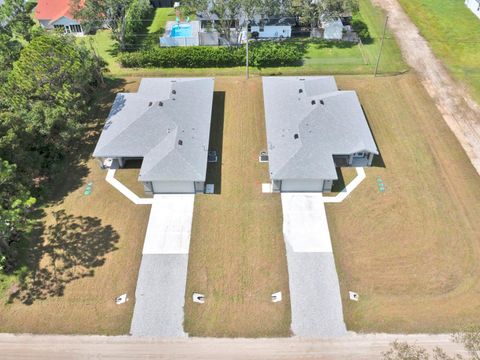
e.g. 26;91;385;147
245;16;249;79
374;16;389;77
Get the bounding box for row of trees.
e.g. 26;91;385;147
70;0;359;50
182;0;358;44
0;0;105;273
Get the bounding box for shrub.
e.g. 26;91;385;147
119;41;303;68
351;14;371;43
250;42;303;67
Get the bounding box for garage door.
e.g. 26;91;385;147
152;181;194;194
281;180;324;192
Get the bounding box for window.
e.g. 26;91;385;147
70;24;82;33
353;152;365;157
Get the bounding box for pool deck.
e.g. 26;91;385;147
161;21;200;46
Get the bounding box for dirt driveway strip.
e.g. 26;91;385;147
371;0;480;174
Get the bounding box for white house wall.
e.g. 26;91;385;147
281;179;325;192
250;25;291;38
465;0;480;19
151;181;195;194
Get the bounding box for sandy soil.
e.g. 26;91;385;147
0;333;469;359
371;0;480;175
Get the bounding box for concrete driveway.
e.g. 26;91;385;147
131;194;195;337
281;193;347;337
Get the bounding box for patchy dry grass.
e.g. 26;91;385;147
1;73;478;336
184;78;291;337
329;73;480;333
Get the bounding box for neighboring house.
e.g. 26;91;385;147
322;18;344;40
93;78;215;194
262;76;378;193
196;13;293;43
465;0;480;19
35;0;84;35
249;17;294;39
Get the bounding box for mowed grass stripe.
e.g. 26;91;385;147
184;78;291;337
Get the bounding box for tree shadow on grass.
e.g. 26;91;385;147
8;210;119;305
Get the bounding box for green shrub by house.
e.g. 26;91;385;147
119;41;303;68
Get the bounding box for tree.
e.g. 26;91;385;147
452;326;480;360
0;33;22;86
1;33;106;169
124;0;153;50
181;0;284;45
290;0;320;31
383;327;480;360
0;159;36;273
317;0;359;21
290;0;358;31
0;0;35;40
71;0;134;51
383;341;431;360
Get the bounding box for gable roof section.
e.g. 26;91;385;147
93;78;215;182
35;0;82;22
263;76;378;181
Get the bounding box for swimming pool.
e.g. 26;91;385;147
170;24;193;38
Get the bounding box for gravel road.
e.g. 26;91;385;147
372;0;480;174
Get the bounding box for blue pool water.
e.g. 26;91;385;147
170;24;193;38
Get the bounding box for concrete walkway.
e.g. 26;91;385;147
281;193;347;337
322;168;365;203
106;169;154;205
130;194;195;337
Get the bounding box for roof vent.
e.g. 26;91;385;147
299;89;303;94
320;100;324;105
311;100;316;105
294;133;299;140
178;140;183;146
172;90;177;95
148;101;153;106
159;101;163;107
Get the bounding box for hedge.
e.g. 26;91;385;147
118;41;303;68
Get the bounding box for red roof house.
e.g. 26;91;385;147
35;0;84;34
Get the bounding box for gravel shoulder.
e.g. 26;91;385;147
0;333;468;359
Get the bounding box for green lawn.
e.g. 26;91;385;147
83;1;407;77
398;0;480;103
148;7;177;35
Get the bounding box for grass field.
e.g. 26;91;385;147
83;0;407;77
2;72;478;335
397;0;480;104
329;73;480;333
0;79;151;335
183;78;291;337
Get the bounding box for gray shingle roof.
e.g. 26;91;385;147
263;76;378;181
93;78;214;182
